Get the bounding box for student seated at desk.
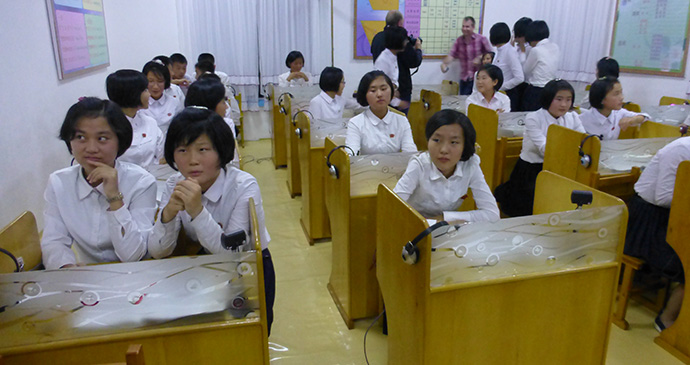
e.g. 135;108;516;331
41;98;157;270
494;79;585;217
278;50;313;87
170;52;194;94
579;77;646;140
624;136;690;331
148;107;275;333
153;55;186;105
194;60;216;80
466;64;511;114
345;70;417;155
580;57;619;109
140;60;184;135
309;66;360;120
106;69;164;169
394;109;499;224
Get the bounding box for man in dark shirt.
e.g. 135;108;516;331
371;10;423;113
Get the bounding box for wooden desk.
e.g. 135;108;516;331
407;90;442;151
0;201;269;365
654;161;690;363
376;171;627;364
324;137;416;328
296;115;348;243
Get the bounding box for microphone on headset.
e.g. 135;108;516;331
325;145;355;179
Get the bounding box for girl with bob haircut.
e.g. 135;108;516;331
153;55;186;103
466;64;511;113
494;79;585;217
579;77;646;140
106;69;164;168
580;57;621;109
279;50;313;87
345;70;417;155
394;109;499;223
41;97;157;270
140;60;184;134
521;20;560;111
309;66;361;119
148;107;275;333
490;22;525;111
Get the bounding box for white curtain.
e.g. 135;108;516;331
176;0;332;110
257;0;332;86
535;1;616;82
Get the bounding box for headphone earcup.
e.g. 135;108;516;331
580;153;591;168
402;242;419;265
329;164;339;179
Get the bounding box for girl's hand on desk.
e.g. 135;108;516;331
175;178;203;219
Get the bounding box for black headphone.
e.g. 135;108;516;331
277;92;294;115
402;221;449;265
421;96;430;110
325;145;355;179
578;134;601;168
293;110;315;139
680;124;688;136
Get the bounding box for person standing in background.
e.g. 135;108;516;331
441;16;492;95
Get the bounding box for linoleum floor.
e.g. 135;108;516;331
239;139;682;364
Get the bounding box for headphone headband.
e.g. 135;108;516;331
402;220;449;265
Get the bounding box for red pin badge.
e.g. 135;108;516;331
389;134;395;138
142;133;146;138
168;113;172;116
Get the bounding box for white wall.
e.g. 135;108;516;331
0;1;180;230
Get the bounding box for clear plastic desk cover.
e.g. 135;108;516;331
272;85;321;107
571;80;590;107
441;95;467;111
349;152;419;197
411;84;459;101
640;105;690;125
0;253;261;348
497;112;529;137
429;206;624;287
310;118;349;148
598;137;676;174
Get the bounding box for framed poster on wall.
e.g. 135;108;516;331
45;0;110;80
610;0;690;77
354;0;485;59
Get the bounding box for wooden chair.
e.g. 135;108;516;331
376;171;627;364
408;90;442;151
0;211;41;273
654;160;690;363
659;96;690;106
234;93;245;147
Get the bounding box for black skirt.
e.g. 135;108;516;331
521;85;544;112
624;194;684;283
494;158;543;217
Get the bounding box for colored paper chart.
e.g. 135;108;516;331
50;0;109;77
611;0;690;76
355;0;484;58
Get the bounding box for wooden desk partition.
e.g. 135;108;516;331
283;96;302;197
659;96;690;106
376;171;627;364
0;200;269;365
407;90;442;151
654;161;690;363
271;88;288;168
0;211;41;273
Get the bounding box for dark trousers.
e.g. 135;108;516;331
521;84;544;111
506;82;528;112
262;248;276;336
460;79;474;95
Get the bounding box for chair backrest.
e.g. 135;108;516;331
659;96;690;106
544;124;597;184
622;102;641;113
0;211;41;272
442;80;460;95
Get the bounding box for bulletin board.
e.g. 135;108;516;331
45;0;110;80
354;0;485;59
610;0;690;77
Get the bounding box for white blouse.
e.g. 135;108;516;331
635;137;690;208
520;108;586;163
393;152;500;223
41;161;157;269
278;71;314;87
494;43;525;91
118;112;164;168
165;84;186;106
309;91;361;120
579;108;644;140
149;167;271;258
523;39;560;88
141;92;184;134
345;108;417;155
374;48;399;87
466;91;512;113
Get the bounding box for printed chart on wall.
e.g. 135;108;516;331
46;0;110;79
354;0;484;59
610;0;690;77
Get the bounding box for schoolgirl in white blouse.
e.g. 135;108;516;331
106;69;164;168
579;77;645;140
345;70;417;155
140;60;184;134
466;64;512;114
309;66;361;120
490;22;525;111
394;109;499;223
41;97;157;269
278;50;313;87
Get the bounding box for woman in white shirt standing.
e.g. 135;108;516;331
106;70;164;169
579;77;646;140
394;109;499;223
140;60;184;134
490;22;524;112
521;20;560;111
309;66;360;120
345;70;417;155
494;79;585;217
41;97;157;269
278;50;313;87
374;26;409;109
466;64;511;114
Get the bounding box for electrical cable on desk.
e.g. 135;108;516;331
0;247;20;272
